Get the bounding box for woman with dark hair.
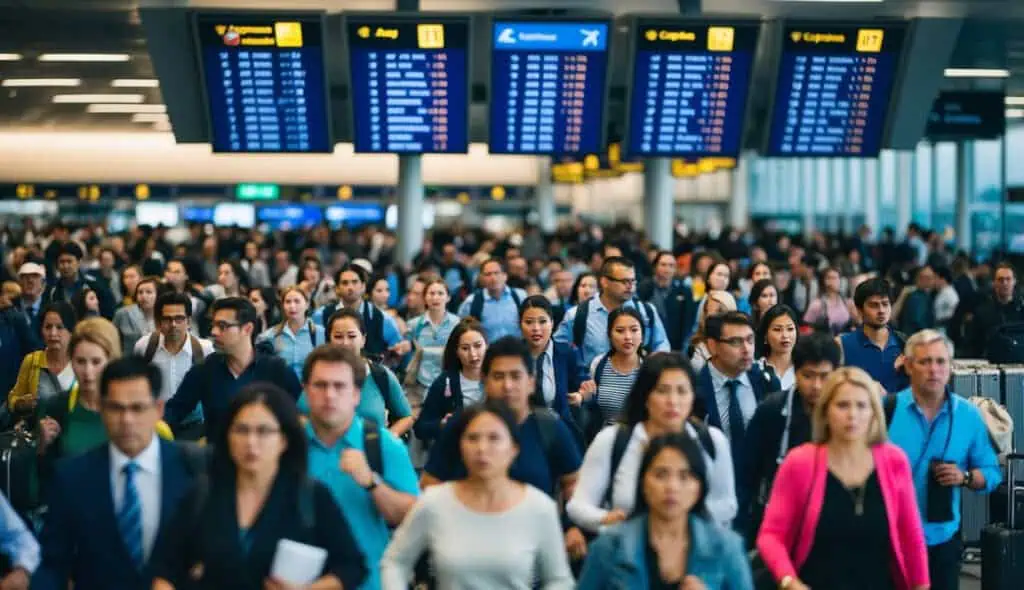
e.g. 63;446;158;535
298;256;335;309
590;307;646;426
8;301;77;412
208;260;249;300
757;305;800;391
748;279;779;329
119;264;142;307
742;262;774;298
570;272;599;306
112;275;159;354
382;400;573;589
568;353;736;532
72;286;101;320
256;286;323;380
518;295;593;419
152;383;367;590
248;286;281;335
578;433;753;589
414;318;487;444
802;267;857;336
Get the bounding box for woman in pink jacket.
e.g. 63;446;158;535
756;367;929;590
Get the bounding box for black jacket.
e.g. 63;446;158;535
968;293;1024;358
637;278;697;351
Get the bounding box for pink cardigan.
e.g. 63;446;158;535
756;443;930;590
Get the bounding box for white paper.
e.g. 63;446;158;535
270;538;328;585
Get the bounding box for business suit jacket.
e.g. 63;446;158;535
33;439;198;590
694;364;780;470
112;304;152;355
638;278;697;352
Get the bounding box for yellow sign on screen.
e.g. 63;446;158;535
275;22;303;48
417;24;444;49
707;27;735;52
856;29;884;53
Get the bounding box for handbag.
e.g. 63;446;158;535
749;446;820;590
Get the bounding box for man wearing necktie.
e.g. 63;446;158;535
16;262;46;349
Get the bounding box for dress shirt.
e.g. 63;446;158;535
535;339;556;406
708;362;756;437
109;436;162;561
0;490;39;573
457;286;527;342
406;312;460;387
257;320;321;380
134;332;215;402
553;295;670;366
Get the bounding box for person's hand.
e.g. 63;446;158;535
933;463;967;487
601;509;628;526
568;392;583;406
788;579;811;590
441;413;453;426
39;417;61;447
263;577;303;590
339;448;374;488
565;527;587;561
894;354;906;371
0;568;29;590
681;575;708;590
578;380;597;400
390;340;413;356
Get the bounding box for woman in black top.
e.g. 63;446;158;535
152;383;367;590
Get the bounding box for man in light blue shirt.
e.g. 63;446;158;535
554;256;669;366
458;259;526;341
886;329;1001;590
0;490;39;589
303;345;419;590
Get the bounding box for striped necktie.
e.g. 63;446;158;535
118;462;144;568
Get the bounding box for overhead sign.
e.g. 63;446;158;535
926;90;1005;141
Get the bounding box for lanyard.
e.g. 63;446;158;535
911;392;955;475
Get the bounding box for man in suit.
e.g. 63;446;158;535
15;262;46;350
694;311;780;475
638;251;697;352
34;356;200;590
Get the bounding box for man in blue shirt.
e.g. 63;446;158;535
838;278;909;394
555;256;670;366
458;259;526;342
887;329;1001;590
312;264;403;359
0;490;39;589
303;345;418;590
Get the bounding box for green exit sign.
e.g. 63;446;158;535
236;184;279;200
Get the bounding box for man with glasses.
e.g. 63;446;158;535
134;292;214;441
694;312;780;475
34;357;200;590
165;297;301;439
555;256;669;366
458;259;526;341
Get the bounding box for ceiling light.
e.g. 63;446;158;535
2;78;82;87
38;53;131;62
87;103;167;114
131;112;169;123
111;79;159;88
1007;108;1024;119
53;94;145;104
0;53;23;61
944;68;1010;78
1006;97;1024;106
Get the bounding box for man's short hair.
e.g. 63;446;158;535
154;291;193;320
210;297;258;330
336;263;368;285
480;258;506;274
100;356;162;400
792;332;841;370
301;344;367;389
904;329;954;360
482;336;533;377
854;278;893;309
58;241;84;260
705;311;754;341
600;256;634;278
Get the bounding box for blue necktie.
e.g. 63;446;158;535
726;380;746;443
118;462;143;568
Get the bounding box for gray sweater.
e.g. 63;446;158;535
380;483;574;590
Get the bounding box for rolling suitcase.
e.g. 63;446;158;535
1001;366;1024;450
951;367;978;398
981;453;1024;590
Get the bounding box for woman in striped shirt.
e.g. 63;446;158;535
590;307;647;426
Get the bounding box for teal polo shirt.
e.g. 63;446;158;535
306;419;419;590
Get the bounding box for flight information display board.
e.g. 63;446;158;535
627;20;759;157
347;16;470;153
767;22;907;157
926;91;1005;140
490;20;610;155
195;12;332;153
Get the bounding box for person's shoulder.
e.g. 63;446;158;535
782;442;820;466
757;389;789;411
55;444;107;480
522;484;559;514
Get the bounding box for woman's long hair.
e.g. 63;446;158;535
632;433;710;518
211;382;309;480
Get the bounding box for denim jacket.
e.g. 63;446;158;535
578;514;754;590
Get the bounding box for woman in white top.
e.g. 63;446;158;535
688;290;737;373
757;305;799;392
567;352;737;532
382;400;574;590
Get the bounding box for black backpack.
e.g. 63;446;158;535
986;322;1024;364
323;302;386;357
468;288;522;322
573;298;658;350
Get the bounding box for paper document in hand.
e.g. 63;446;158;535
270;538;328;584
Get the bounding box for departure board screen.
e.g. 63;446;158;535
347;17;470;153
195;12;332;153
627;21;759;157
490;21;610;155
767;23;907;157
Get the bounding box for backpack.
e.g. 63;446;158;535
986;322;1024;364
361;417;384;474
324;302;386;357
573;298;658;350
367;362;399;427
468;288;522;322
144;333;207;365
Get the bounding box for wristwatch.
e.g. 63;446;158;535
963;470;974;489
364;472;384;491
779;576;794;589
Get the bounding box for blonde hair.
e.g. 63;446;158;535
69;317;122;361
811;366;888;445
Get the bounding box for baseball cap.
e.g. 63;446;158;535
17;262;45;277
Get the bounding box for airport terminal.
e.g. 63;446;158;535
0;1;1022;589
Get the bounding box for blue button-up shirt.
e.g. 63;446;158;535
457;286;526;342
306;420;419;590
406;312;460;387
257;320;322;380
554;295;670;366
0;487;39;573
839;327;909;394
887;388;1002;546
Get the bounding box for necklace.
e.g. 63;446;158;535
849;484;867;516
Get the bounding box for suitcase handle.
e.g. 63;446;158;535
1006;454;1024;527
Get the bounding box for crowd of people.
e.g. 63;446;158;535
0;217;1018;590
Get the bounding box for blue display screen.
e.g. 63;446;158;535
182;206;215;222
257;204;323;227
325;204;384;227
627;21;759;157
195;13;332;153
347;17;469;153
767;23;906;157
490;21;610;155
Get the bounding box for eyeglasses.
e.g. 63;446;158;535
160;315;189;325
229;424;281;439
717;335;755;347
604;276;636;286
211;321;241;331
